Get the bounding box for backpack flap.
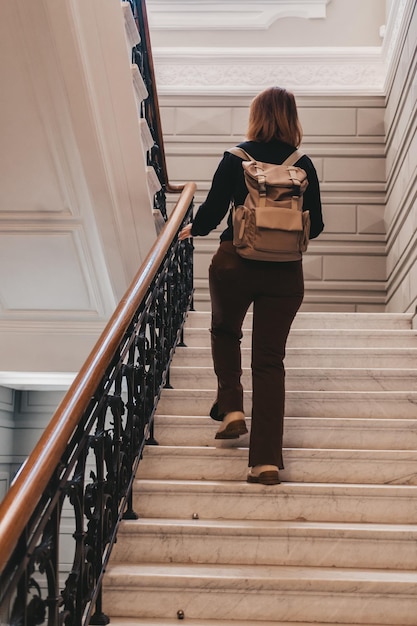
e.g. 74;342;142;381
242;161;308;207
256;206;303;232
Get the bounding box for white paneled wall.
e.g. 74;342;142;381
162;94;386;311
12;390;65;465
0;387;14;500
0;388;65;492
385;2;417;314
0;0;157;374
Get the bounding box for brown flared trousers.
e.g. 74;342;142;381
209;241;304;469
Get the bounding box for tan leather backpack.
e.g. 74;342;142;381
228;147;310;262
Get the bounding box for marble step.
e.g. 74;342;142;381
111;616;388;626
182;328;417;349
132;480;417;524
168;366;417;391
185;311;413;330
156;388;417;419
103;562;417;624
112;518;417;570
154;416;417;450
171;346;417;368
138;445;417;485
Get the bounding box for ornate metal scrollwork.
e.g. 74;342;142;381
1;206;194;625
130;0;169;221
0;0;194;620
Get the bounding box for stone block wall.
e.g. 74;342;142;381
162;94;386;312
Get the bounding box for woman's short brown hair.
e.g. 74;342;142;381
247;86;303;147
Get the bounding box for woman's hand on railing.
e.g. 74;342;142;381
179;223;193;240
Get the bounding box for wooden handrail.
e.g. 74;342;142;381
0;181;196;573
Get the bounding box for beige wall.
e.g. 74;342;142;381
385;2;417;313
162;94;386;312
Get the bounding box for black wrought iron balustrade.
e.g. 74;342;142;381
0;204;194;626
128;0;174;220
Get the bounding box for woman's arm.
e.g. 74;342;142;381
191;153;240;237
301;156;324;239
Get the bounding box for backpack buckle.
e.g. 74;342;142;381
258;175;267;196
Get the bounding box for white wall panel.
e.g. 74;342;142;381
231;107;250;136
166;154;222;183
0;231;96;312
176;107;233;135
322;204;357;234
324;157;385;182
0;14;82;221
357;205;386;234
303;255;323;281
11;390;64;474
323;255;386;281
357;108;385;136
300;108;357;136
0;386;15;498
0;321;104;373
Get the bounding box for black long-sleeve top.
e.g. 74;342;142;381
191;139;324;241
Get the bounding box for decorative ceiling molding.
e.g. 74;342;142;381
152;0;412;97
146;0;331;30
153;46;385;96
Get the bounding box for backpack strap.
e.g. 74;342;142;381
228;146;304;165
227;147;253;160
282;149;304;166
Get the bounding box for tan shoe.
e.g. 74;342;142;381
215;411;247;439
247;465;280;485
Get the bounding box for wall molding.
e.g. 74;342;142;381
0;372;75;391
154;46;385;96
147;0;331;30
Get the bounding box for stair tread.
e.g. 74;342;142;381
168;367;417;392
186;328;417;336
135;478;417;493
185;311;413;330
156;415;417;424
139;444;417;485
144;445;417;458
119;517;417;537
170;365;417;374
106;562;417;586
175;346;417;353
161;388;417;397
111;616;390;626
171;346;417;368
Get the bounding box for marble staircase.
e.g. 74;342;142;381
104;312;417;625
